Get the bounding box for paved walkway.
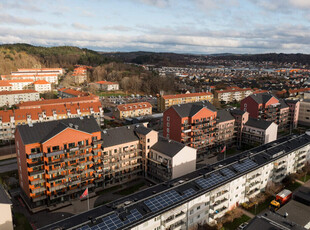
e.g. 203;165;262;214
238;207;255;219
296;179;306;185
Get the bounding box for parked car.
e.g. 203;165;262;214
237;222;248;230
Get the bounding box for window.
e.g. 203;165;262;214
197;205;200;210
167;128;169;133
52;146;59;151
167;116;170;121
190;210;193;215
147;138;150;143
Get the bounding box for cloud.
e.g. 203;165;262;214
135;0;172;8
72;23;92;31
0;23;309;54
248;0;310;12
101;25;133;32
0;14;40;26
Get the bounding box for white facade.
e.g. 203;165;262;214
0;91;39;107
33;83;52;92
0;203;13;230
243;122;278;145
131;144;309;230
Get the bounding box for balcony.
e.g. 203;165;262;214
47;174;66;183
30;178;45;185
29;169;45;177
46;150;65;158
28;161;44;167
27;152;43;159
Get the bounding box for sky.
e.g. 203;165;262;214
0;0;309;54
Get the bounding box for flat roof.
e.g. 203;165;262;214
0;184;12;205
39;133;310;230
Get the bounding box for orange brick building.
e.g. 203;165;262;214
15;117;103;207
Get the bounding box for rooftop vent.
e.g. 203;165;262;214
69;123;73;127
74;125;79;129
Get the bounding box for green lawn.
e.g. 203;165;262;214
115;182;146;195
96;185;122;195
222;215;251;230
247;196;274;215
285;182;302;191
14;212;32;230
302;174;310;182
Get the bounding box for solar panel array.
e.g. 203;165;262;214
144;190;183;212
232;159;257;173
183;188;197;198
77;208;143;230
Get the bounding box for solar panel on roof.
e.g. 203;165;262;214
77;209;143;230
183;188;196;198
232;159;257;173
144;190;183;212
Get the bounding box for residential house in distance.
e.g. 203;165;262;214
0;100;103;140
0;79;34;91
15;117;196;209
214;87;252;104
1;68;63;85
115;102;152;119
57;88;90;98
32;80;52;93
72;65;91;84
39;133;310;230
0;184;13;230
157;92;214;112
96;81;119;91
241;93;293;131
289;87;310;97
0;90;39;107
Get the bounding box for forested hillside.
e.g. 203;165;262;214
0;43;111;74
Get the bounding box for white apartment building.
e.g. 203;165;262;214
40;133;310;230
0;90;39;107
32;80;52;93
215;88;253;104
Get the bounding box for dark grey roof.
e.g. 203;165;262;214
230;109;246;115
135;126;153;135
246;212;305;230
279;99;289;109
285;99;300;104
250;92;277;104
0;184;11;205
151;137;185;158
245;118;274;130
102;125;139;148
16;117;101;145
217;110;234;123
171;102;216;118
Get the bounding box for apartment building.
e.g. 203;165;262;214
72;66;90;84
96;81;119;91
214;87;252;104
241;93;293;131
115;102;152;119
163;102;218;157
17;95;99;109
242;118;278;146
231;109;278;146
157;92;214;112
1;68;63;85
0;90;39;107
298;100;310;127
0;101;103;140
216;110;235;148
0;81;13;91
57;88;89;98
32;80;52;93
289;88;310;97
39;133;310;230
0;184;13;230
15;118;196;209
285;99;300;129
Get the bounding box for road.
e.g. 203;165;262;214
0;159;17;173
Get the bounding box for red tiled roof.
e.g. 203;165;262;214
17;68;63;71
117;102;152;112
33;80;50;85
0;81;12;87
288;88;310;94
162;92;213;100
17;95;99;109
96;81;118;85
0;90;38;95
57;88;88;97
